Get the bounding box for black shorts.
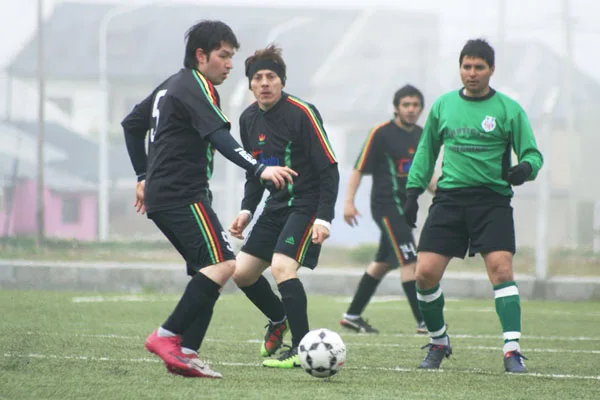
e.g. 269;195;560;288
241;208;321;269
373;207;417;267
148;198;235;276
417;189;516;258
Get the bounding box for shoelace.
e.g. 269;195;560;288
355;317;374;330
420;343;449;361
507;351;528;366
277;344;298;361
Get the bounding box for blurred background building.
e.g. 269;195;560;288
0;0;599;251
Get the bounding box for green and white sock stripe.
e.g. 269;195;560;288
417;284;447;339
494;281;522;343
416;285;443;303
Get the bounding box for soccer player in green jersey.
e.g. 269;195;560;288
404;39;543;373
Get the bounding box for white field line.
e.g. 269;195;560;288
23;331;600;354
3;352;599;381
72;295;600;318
27;330;600;343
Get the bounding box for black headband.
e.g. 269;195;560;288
245;59;286;86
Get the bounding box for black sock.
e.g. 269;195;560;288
346;273;381;316
239;275;286;322
402;280;423;323
180;291;219;352
278;278;309;348
163;273;221;334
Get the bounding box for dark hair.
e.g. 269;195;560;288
459;39;495;67
183;20;240;68
393;85;424;108
244;44;287;83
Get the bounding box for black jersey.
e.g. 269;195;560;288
239;92;338;218
121;68;230;213
354;120;422;211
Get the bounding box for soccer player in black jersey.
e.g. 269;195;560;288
339;85;434;335
228;45;339;369
122;22;296;379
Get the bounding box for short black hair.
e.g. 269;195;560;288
183;20;240;68
393;85;424;108
459;39;495;68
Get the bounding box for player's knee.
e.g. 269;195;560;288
221;260;236;279
271;263;297;284
366;262;390;279
415;264;439;289
232;266;258;287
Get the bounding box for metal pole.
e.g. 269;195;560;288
562;0;577;247
36;0;45;246
97;2;159;241
535;87;559;280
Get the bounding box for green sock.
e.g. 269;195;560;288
494;281;521;351
417;284;447;339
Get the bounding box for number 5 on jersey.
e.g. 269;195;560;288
150;89;167;143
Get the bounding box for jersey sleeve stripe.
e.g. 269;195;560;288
355;122;387;170
286;96;337;164
192;70;230;123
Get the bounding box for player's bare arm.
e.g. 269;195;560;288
343;169;363;227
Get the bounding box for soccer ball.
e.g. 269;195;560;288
298;328;346;378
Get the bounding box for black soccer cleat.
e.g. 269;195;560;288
504;351;528;373
418;341;452;369
340;316;379;333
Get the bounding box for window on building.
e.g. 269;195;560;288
48;96;73;116
62;195;80;224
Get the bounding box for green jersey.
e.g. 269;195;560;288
407;89;543;197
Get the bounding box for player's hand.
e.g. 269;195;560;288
134;180;146;215
260;166;298;190
506;162;532;186
312;223;330;244
403;195;418;228
228;212;251;240
343;202;361;227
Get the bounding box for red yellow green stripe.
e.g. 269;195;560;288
296;216;316;263
286;96;336;164
355;122;388;171
382;216;405;266
192;70;229;123
190;202;223;265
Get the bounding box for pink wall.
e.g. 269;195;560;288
1;179;98;241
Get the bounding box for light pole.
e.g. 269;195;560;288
224;17;314;226
97;1;158;241
36;0;45;246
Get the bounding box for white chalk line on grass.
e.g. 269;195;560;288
3;353;599;381
26;330;600;343
71;295;600;317
22;331;600;355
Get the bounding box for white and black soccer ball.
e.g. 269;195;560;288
298;328;346;378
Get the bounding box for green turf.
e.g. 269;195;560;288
1;290;599;400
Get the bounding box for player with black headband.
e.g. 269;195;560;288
228;44;339;369
122;21;296;378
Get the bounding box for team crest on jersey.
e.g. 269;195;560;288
481;116;496;132
258;134;266;145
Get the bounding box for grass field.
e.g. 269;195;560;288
1;290;599;400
